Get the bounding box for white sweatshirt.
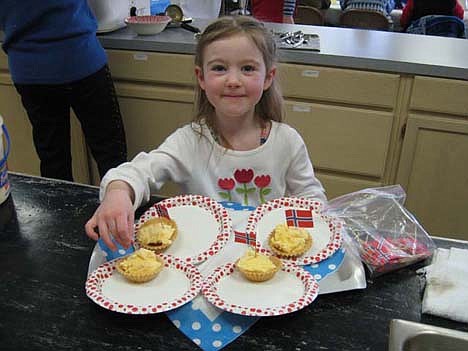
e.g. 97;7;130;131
100;120;326;209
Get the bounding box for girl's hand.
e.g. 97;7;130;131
283;15;294;24
85;181;135;251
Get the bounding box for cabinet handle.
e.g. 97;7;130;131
301;70;320;78
400;123;407;139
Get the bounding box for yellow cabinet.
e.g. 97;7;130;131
396;115;468;239
396;76;468;239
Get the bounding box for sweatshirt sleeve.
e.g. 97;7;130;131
99;126;195;210
283;0;297;16
400;0;414;29
454;1;465;20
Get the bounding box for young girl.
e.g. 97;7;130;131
85;16;326;251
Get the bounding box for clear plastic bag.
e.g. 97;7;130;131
323;185;436;277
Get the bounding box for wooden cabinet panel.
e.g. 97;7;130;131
279;63;400;108
284;100;393;177
112;82;194;196
317;173;382;200
107;49;195;86
410;76;468;117
396;114;468;239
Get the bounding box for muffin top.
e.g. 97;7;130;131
270;224;310;253
138;218;176;246
237;248;276;273
118;248;163;275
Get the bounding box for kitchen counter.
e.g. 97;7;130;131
1;172;467;350
97;18;468;80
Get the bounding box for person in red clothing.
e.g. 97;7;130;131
400;0;465;30
251;0;297;23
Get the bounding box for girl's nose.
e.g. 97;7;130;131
226;70;241;87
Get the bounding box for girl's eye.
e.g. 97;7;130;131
242;65;255;72
211;65;225;72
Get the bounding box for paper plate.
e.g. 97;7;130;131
135;195;232;265
201;262;319;316
245;197;343;265
85;255;202;314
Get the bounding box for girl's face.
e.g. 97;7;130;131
195;34;275;122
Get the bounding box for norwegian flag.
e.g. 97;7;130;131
234;231;256;246
285;209;314;228
155;204;170;219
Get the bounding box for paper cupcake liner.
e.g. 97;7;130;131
268;232;313;258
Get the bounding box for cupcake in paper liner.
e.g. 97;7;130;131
268;223;312;258
236;248;282;282
116;248;165;283
136;217;178;253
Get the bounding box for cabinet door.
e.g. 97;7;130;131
109;81;195;196
0;79;90;183
396;114;468;240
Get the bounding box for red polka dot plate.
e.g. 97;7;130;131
245;197;343;265
86;254;202;314
135;195;232;265
201;261;319;316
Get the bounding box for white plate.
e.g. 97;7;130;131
135;195;232;265
245;197;343;265
86;255;202;314
201;262;319;316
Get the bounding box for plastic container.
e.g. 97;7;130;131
0;115;11;205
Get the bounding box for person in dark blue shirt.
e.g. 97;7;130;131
0;0;127;181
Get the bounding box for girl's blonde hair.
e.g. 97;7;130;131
193;16;283;133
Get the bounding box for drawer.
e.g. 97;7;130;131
279;63;400;108
410;76;468;117
285;100;393;177
106;49;195;86
317;173;382;200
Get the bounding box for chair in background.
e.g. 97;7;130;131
339;9;391;30
295;5;326;25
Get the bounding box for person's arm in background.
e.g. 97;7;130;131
339;0;348;10
400;0;414;29
283;0;296;23
454;0;465;20
385;0;396;15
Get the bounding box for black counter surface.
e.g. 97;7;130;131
1;173;467;350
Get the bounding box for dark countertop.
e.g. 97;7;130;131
1;173;467;350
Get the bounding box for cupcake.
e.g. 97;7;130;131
116;248;164;283
268;223;312;258
136;217;178;253
236;248;282;282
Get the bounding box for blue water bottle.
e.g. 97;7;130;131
150;0;171;15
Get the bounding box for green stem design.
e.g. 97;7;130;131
243;183;248;205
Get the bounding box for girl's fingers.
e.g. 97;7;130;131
85;216;99;240
97;219;117;251
115;215;132;249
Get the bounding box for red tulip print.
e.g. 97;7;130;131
218;178;235;201
254;175;271;204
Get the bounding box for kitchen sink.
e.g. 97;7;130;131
388;319;468;351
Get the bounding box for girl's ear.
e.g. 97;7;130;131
195;66;206;90
263;66;276;91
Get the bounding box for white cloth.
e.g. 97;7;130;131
421;247;468;323
101;121;326;209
